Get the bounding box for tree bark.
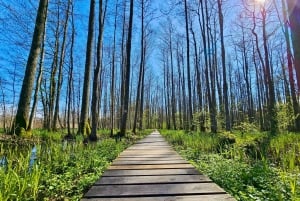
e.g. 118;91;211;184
12;0;48;135
78;0;95;136
90;0;107;141
184;0;193;130
217;0;230;131
120;0;134;136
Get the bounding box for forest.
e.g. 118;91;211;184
0;0;299;200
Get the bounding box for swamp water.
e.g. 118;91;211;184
0;140;76;170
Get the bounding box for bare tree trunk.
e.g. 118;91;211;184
120;0;134;136
90;0;107;141
12;0;48;135
110;0;118;137
282;0;300;130
287;0;300;92
48;4;60;131
0;79;7;133
190;24;204;131
67;1;75;137
28;22;46;131
261;7;277;135
184;0;193;130
78;0;95;136
133;0;145;134
217;0;230;131
53;0;71;131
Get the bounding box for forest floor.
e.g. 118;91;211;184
0;129;299;201
161;130;300;201
0;129;151;200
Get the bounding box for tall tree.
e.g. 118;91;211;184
133;0;146;134
53;0;71;131
110;0;118;137
217;0;230;131
12;0;48;135
90;0;107;141
184;0;193;130
281;0;300;130
66;0;75;137
78;0;95;136
286;0;300;92
120;0;134;136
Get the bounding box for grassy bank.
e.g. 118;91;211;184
161;130;300;201
0;129;151;200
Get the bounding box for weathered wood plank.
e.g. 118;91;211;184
84;183;226;198
96;175;212;184
116;156;183;161
108;163;194;170
82;194;236;201
112;159;187;165
120;150;177;154
102;168;201;176
119;153;176;158
126;146;172;150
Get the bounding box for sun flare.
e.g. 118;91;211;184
256;0;266;4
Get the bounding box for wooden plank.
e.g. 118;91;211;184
121;150;176;154
96;175;212;184
126;146;172;150
116;156;183;161
108;163;194;170
118;154;179;158
84;183;226;198
82;194;236;201
112;159;187;165
102;168;201;176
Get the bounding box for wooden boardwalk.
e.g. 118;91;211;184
82;131;236;201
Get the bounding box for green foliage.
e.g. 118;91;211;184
0;129;150;200
161;130;300;201
277;103;295;131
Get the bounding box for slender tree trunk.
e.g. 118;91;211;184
120;0;134;136
0;79;7;133
133;0;145;133
12;0;48;135
67;1;75;137
217;0;230;130
261;8;277;135
28;22;46;131
110;0;118;137
184;0;193;130
78;0;95;135
53;0;71;131
190;25;204;131
287;0;300;92
90;0;107;141
282;0;300;130
48;4;60;131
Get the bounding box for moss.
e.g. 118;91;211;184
84;122;91;136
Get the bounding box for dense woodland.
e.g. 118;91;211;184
0;0;300;200
0;0;300;137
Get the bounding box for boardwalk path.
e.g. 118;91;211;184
82;131;236;201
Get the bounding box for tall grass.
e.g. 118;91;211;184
0;129;150;200
161;130;300;201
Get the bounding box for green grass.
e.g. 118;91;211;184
161;130;300;201
0;129;150;200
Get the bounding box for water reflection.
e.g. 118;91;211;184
0;156;7;167
29;146;37;169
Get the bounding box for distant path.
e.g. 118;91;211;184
82;130;236;201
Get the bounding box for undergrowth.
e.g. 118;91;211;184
161;130;300;201
0;129;150;200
